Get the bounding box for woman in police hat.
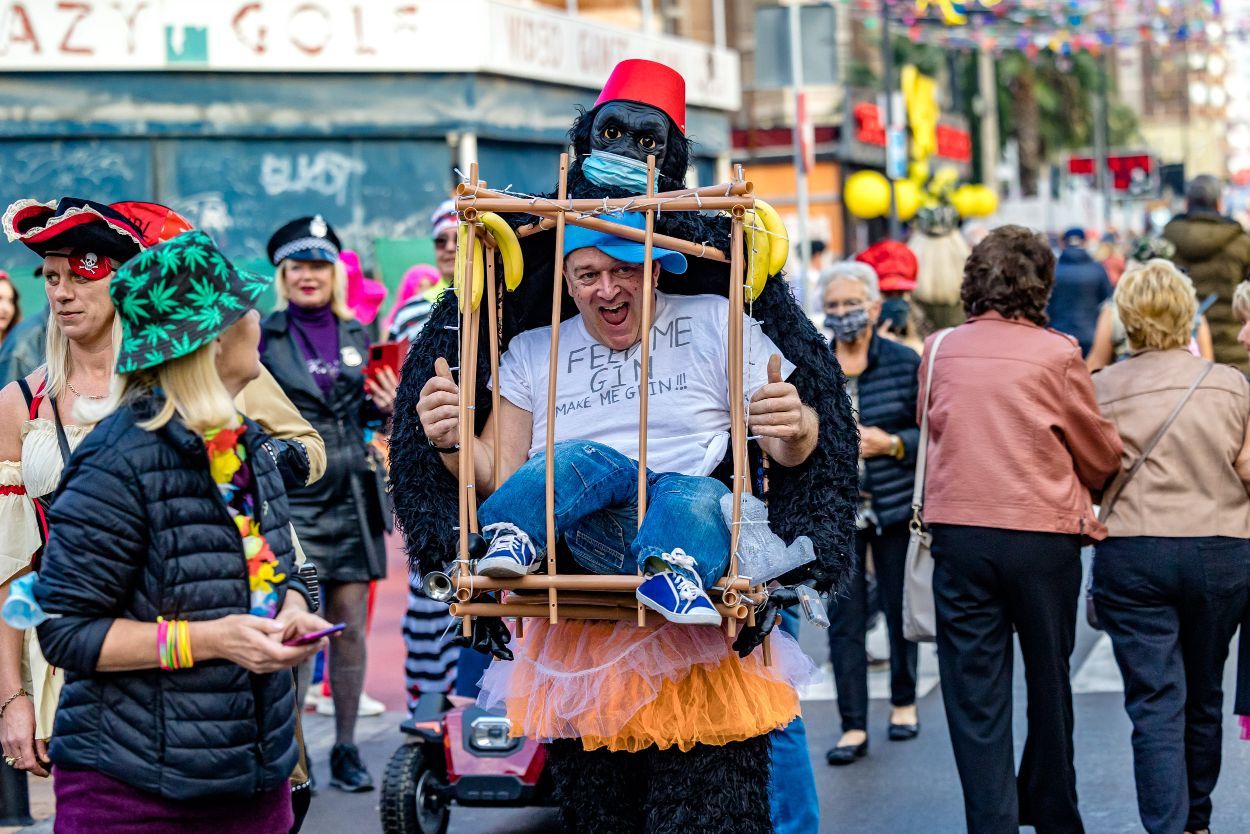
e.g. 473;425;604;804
261;215;398;793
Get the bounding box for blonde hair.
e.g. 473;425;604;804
909;231;970;306
1234;281;1250;323
91;343;236;435
1115;259;1197;352
272;259;354;321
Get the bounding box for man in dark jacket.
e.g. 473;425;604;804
1047;227;1112;356
1164;174;1250;370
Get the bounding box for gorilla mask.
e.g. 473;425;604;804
569;102;692;193
590;102;672;169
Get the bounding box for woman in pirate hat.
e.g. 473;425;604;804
0;197;149;779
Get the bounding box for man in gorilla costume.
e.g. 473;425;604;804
389;59;858;832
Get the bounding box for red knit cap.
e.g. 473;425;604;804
856;241;918;293
595;59;686;134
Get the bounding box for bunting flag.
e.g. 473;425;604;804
842;0;1235;55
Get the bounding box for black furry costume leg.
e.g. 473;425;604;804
548;737;773;834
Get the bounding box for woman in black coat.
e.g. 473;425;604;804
820;260;923;765
260;216;398;793
33;232;330;833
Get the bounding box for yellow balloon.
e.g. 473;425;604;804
908;159;931;184
893;179;922;222
844;171;892;219
969;184;999;218
950;184;979;218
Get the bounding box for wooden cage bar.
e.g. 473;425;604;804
543;154;570;625
448;161;777;633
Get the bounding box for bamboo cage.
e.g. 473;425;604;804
447;155;771;642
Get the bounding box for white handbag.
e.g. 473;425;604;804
901;328;952;643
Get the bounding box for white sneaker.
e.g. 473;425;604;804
358;692;386;717
315;691;387;717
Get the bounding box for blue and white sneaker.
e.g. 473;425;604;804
636;548;722;626
476;523;541;578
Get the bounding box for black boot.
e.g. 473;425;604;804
329;743;374;793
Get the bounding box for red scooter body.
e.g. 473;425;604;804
381;695;555;834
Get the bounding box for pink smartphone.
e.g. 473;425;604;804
283;622;346;646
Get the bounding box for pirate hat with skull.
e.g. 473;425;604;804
2;197;149;280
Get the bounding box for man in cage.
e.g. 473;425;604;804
390;59;857;833
415;212;816;624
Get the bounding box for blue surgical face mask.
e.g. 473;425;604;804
582;150;656;192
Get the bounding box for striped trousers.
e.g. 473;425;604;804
403;571;458;708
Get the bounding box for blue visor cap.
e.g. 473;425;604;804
562;212;688;275
284;246;338;263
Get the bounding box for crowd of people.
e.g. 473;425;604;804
804;177;1250;834
2;59;1250;834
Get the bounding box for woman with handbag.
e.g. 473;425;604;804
917;226;1122;834
32;231;332;833
1090;260;1250;834
819;260;922;765
261;215;398;793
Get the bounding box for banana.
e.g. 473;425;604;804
744;210;772;301
469;239;484;311
478;211;524;291
752;198;789;275
453;221;468;309
452;223;485;312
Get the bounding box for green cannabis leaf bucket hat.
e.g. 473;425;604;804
111;230;270;374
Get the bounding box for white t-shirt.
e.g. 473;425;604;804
494;292;795;477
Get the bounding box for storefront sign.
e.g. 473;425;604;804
853;100;970;164
1068;153;1157;195
0;0;740;110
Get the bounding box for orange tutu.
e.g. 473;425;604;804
477;619;817;753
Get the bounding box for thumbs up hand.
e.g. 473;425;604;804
748;353;804;441
766;354;783;385
417;356;462;450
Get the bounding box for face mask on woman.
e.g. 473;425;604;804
879;298;910;333
824;308;871;343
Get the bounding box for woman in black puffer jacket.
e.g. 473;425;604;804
33;232;331;833
819;259;923;767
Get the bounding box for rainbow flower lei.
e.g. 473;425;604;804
205;422;285;618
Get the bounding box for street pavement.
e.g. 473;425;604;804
298;548;1250;834
14;548;1250;833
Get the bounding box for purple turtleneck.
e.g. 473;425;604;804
287;302;341;396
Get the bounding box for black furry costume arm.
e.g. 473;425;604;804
389;116;858;594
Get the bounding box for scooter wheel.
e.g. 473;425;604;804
381;742;450;834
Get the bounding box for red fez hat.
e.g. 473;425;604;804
855;241;918;293
595;59;686;134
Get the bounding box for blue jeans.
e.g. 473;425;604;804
477;441;731;588
769;609;820;834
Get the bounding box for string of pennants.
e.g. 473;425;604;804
842;0;1237;55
